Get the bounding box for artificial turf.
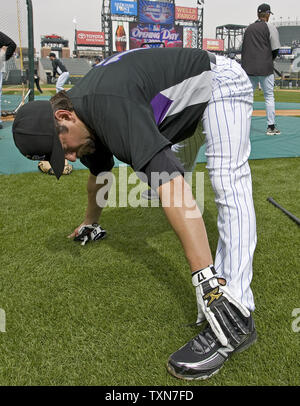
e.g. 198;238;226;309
0;157;299;386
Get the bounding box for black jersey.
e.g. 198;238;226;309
52;58;68;76
241;20;281;76
68;48;214;176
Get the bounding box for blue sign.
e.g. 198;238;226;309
139;0;174;25
111;0;138;16
278;47;292;55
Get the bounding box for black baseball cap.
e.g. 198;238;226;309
12;100;65;179
257;3;273;14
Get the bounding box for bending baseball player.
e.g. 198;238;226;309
13;47;257;380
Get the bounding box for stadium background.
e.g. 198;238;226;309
2;0;300;95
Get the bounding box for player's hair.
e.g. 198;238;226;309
50;91;74;134
50;90;74;112
258;11;269;19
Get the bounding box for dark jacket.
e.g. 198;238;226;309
51;58;68;77
0;31;17;60
241;20;280;76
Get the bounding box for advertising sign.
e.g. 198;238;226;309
129;23;182;49
112;21;130;52
183;26;198;48
111;0;138;16
278;47;292;55
76;31;105;46
139;0;174;25
175;6;198;21
203;38;224;52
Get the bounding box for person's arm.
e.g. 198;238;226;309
52;60;57;78
267;23;281;58
85;172;107;224
0;46;6;71
157;174;213;273
68;172;111;238
0;32;16;60
57;59;68;73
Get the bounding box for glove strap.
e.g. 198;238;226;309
192;265;216;287
90;224;106;240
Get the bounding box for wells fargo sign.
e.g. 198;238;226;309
175;6;198;21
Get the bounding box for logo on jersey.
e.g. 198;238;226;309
99;48;146;67
26;154;47;161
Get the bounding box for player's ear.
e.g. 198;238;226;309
54;109;75;122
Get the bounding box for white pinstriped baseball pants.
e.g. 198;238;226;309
173;56;257;311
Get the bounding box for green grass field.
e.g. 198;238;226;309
254;88;300;103
2;83;73;98
0;157;299;386
0;88;299;386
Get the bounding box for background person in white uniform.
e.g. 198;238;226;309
0;32;16;129
49;52;70;93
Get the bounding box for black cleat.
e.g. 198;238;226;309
266;126;281;135
167;315;257;380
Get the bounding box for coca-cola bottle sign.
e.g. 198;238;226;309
115;23;127;52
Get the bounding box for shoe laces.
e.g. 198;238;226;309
191;325;219;354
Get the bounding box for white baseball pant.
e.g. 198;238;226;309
0;72;2;124
248;74;275;126
56;71;70;93
174;56;257;311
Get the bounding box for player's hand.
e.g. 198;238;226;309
68;223;107;246
192;266;251;347
0;47;7;61
68;223;85;239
